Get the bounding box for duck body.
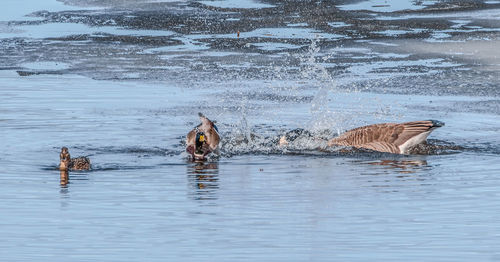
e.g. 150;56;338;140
70;156;91;170
328;120;444;154
59;147;91;171
186;113;220;160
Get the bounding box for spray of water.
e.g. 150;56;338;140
300;36;338;131
212;36;346;156
204;36;415;157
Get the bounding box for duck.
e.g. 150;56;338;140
59;147;91;171
186;113;220;160
327;120;444;154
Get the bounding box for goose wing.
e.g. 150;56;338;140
328;123;400;147
356;141;401;154
328;120;443;154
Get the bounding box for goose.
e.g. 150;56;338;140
327;120;444;154
186;113;220;160
59;147;91;171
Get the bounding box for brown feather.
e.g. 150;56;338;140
59;147;91;170
186;114;220;159
328;120;443;154
186;129;196;147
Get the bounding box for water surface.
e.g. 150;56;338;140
1;0;500;261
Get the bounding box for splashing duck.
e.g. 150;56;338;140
186;113;220;160
59;147;91;171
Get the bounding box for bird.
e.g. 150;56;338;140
59;147;91;171
327;120;445;154
186;113;220;160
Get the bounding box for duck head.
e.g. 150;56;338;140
59;147;71;171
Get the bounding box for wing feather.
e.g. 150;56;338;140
328;120;443;154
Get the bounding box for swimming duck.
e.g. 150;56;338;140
59;147;91;171
186;113;220;160
327;120;444;154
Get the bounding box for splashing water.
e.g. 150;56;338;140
188;37;459;159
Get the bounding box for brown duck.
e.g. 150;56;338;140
186;113;220;160
327;120;444;154
59;147;91;171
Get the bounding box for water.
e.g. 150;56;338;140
1;0;500;261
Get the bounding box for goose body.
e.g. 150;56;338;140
186;113;220;160
328;120;444;154
59;147;91;171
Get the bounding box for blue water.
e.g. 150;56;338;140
1;0;500;261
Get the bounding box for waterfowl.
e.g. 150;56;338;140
186;113;220;160
59;147;71;171
327;120;445;154
59;147;91;171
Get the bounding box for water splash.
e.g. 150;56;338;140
218;128;462;158
297;37;340;131
238;95;252;144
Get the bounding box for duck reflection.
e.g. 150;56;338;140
57;168;90;191
60;170;69;187
187;161;219;201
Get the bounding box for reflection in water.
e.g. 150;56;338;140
354;159;434;193
58;168;90;190
59;170;70;201
60;170;69;187
366;159;429;174
187;161;219;201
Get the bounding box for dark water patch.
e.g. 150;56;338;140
16;70;64;76
407;139;464;155
41;162;173;172
418;1;490;13
71;145;182;157
41;165;65;171
90;163;159;171
46;34;182;46
158;162;192;167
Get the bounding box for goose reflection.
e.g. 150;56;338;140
365;159;429;174
187;161;219;201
